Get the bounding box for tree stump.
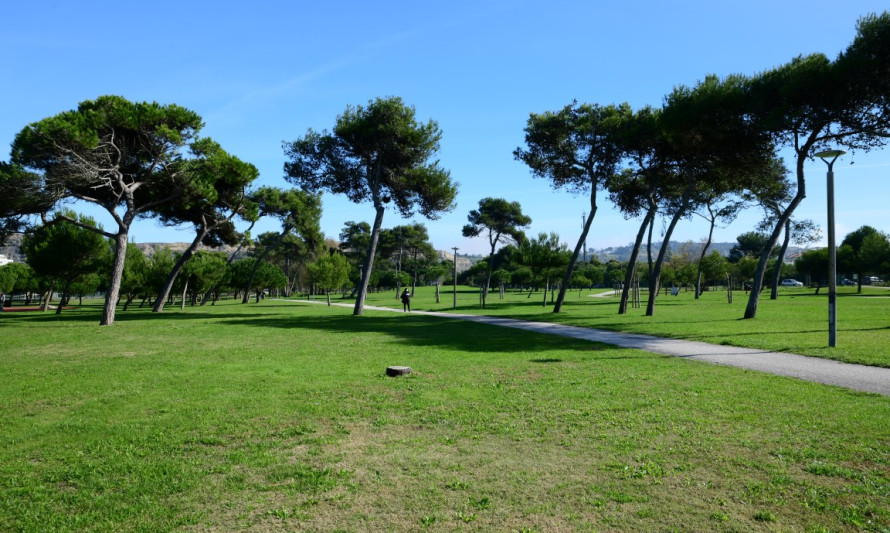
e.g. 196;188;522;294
386;366;412;377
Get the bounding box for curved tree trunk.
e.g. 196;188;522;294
154;227;208;312
354;197;385;316
694;205;717;299
482;241;496;308
56;279;72;315
620;207;655;314
646;187;693;316
745;143;812;319
180;276;190;311
40;281;55;312
242;227;290;303
770;219;792;300
646;214;655;280
554;189;597;313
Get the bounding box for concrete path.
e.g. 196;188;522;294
290;299;890;396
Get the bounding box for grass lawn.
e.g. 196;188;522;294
1;299;888;532
354;284;890;368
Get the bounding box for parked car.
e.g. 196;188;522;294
840;278;855;286
780;279;804;287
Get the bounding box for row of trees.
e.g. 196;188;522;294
3;13;888;325
507;12;890;318
795;225;890;289
0;216;304;313
0;96;328;324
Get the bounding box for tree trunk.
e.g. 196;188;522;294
483;241;497;308
745;143;812;319
620;206;655;314
180;276;190;311
155;228;207;312
542;277;548;307
554;188;597;313
646;187;693;316
56;279;72;315
695;205;717;299
646;214;655;280
242;225;291;304
770;219;792;300
101;230;130;325
354;195;385;316
40;280;56;312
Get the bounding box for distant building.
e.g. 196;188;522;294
0;254;12;266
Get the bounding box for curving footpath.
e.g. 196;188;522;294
292;299;890;396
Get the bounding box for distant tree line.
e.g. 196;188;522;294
2;12;888;325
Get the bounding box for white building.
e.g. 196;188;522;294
0;255;13;266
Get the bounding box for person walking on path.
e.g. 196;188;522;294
400;289;411;312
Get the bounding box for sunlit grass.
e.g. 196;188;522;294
1;300;888;531
354;284;890;367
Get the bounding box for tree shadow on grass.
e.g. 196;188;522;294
217;312;657;358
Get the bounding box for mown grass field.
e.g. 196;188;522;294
1;297;888;532
356;284;890;367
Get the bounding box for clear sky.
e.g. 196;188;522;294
3;1;889;256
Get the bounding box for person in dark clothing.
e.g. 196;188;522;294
400;289;411;312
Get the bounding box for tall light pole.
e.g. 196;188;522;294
814;149;846;347
452;247;459;310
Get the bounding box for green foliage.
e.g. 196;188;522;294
9;95;207;325
730;231;771;263
462;197;531;254
0;162;52;242
119;244;148;302
284;96;457;220
284;97;457;314
0;263;24;292
229;258;286;298
183;251;228;298
308;253;351;296
21;211;111;306
840;226;890;285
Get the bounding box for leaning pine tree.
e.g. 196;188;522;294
10;96;203;325
283;96;457;315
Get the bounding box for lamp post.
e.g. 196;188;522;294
452;247;459;310
813;149;846;347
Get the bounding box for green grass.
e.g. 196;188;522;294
354;284;890;367
1;299;888;531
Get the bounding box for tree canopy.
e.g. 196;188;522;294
515;102;631;313
284;96;457;315
9;95;204;325
461;197;531;306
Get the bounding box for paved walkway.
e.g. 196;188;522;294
291;299;890;396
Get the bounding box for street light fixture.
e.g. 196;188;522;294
813;149;846;347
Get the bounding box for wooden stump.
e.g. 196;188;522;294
386;366;412;377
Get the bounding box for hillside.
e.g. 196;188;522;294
589;241;810;263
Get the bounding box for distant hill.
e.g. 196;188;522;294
437;250;475;273
589;241;810;263
134;242;240;258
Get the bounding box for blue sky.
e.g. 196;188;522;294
3;1;889;256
